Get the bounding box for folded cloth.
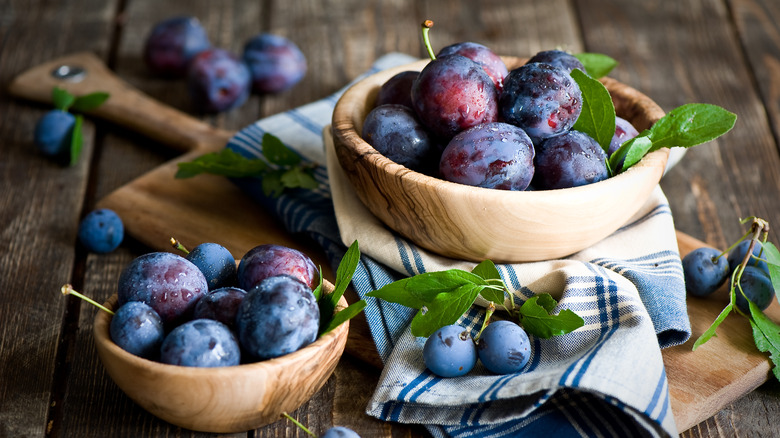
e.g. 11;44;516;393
226;53;690;438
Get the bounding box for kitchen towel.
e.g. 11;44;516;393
227;53;690;438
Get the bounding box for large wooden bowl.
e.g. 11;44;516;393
331;56;669;263
93;281;349;433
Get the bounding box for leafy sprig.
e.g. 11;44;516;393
569;58;737;176
317;240;367;336
175;133;319;198
575;52;618;79
366;260;584;339
51;87;110;166
693;217;780;382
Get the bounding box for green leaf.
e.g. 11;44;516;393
317;240;365;335
646;103;737;151
71;92;110;112
613;134;654;173
280;166;320;190
367;277;427;309
69;114;84;166
319;241;360;326
471;260;501;282
471;260;505;304
312;268;324;301
175;133;320;198
175;148;268;179
410;284;482;337
760;242;780;301
405;270;486;303
574;53;618;79
320;300;367;335
748;301;780;382
262;133;301;166
478;286;505;306
262;169;286;197
571;68;616;154
692;302;734;350
518;295;584;339
52;87;75;111
533;293;558;313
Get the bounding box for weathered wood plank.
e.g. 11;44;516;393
685;0;780;435
0;1;118;436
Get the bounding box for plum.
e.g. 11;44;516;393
236;275;319;360
187;48;251;113
143;16;210;78
243;33;307;94
439;122;535;190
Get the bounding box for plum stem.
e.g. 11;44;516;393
475;302;496;342
280;412;316;437
61;284;115;315
421;20;436;61
170;237;190;254
731;217;771;316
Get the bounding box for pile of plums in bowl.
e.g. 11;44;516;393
91;242;349;433
331;39;670;263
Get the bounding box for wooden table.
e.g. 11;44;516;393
2;0;780;436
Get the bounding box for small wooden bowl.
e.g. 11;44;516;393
93;281;348;433
332;56;669;263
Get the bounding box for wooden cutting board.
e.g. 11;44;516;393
9;52;777;433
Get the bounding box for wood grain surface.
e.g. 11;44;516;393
2;1;780;437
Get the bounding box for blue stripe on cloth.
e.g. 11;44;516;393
287;107;326;135
395;236;416;276
567;266;621;388
441;390;648;438
398;370;434;403
591;250;690;348
409;243;428;274
646;368;671;424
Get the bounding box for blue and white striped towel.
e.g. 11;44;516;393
227;53;690;438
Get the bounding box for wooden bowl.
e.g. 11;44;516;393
331;56;669;263
93;281;349;433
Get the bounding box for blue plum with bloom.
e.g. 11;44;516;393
733;265;775;314
160;318;241;367
532;130;608;189
727;240;770;276
236;275;319;360
186;242;236;290
78;208;124;254
33;110;75;160
498;62;582;144
525;50;584;74
476;320;531;374
362;104;438;173
423;324;477;377
110;301;165;360
682;247;730;297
